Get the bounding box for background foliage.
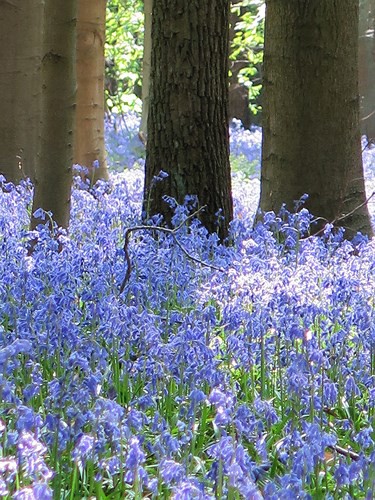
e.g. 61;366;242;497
105;0;265;117
105;0;144;115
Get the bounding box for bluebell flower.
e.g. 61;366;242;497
16;431;53;485
126;408;147;431
0;457;17;493
345;375;361;398
171;478;210;499
13;483;53;500
72;434;94;466
160;459;185;484
323;381;338;406
356;426;374;449
334;462;349;487
125;436;145;470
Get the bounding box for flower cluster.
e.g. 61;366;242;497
0;420;52;498
1;123;375;497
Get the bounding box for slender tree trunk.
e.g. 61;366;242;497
74;0;108;184
139;0;153;139
258;0;373;238
15;0;43;182
0;2;18;182
0;1;43;184
143;0;233;241
31;0;77;230
359;0;375;141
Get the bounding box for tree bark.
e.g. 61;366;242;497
0;1;43;184
15;0;43;182
74;0;108;184
31;0;77;231
143;0;233;241
139;0;153;138
258;0;373;238
359;0;375;141
0;2;18;182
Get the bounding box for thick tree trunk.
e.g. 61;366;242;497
139;0;153;138
31;0;77;230
74;0;108;184
258;0;373;238
0;3;18;182
143;0;233;241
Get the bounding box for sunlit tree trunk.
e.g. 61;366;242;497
139;0;153;140
74;0;108;184
144;0;233;241
258;0;373;238
31;0;77;230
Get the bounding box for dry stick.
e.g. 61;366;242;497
120;192;375;293
327;444;360;461
336;191;375;223
303;191;375;240
119;206;225;294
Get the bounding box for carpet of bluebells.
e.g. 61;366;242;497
2;116;375;499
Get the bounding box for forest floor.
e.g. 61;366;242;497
1;118;375;498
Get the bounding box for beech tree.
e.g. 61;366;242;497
0;1;43;183
359;0;375;141
0;2;18;182
15;0;43;182
74;0;108;183
31;0;77;230
143;0;233;241
139;0;152;139
258;0;373;237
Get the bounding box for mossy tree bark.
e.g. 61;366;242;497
31;0;77;230
74;0;107;184
258;0;373;238
143;0;233;241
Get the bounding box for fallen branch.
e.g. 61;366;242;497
119;206;225;294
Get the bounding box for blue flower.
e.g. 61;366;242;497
72;434;94;466
334;462;349;487
160;459;185;484
345;375;361;398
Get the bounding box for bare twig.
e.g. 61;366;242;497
361;108;375;122
335;191;375;223
327;444;360;461
303;191;375;240
119;206;225;294
362;138;373;153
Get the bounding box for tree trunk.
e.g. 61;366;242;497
359;0;375;141
74;0;108;184
15;0;43;182
0;1;43;184
139;0;153;139
0;2;18;182
31;0;77;231
258;0;373;238
143;0;233;241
